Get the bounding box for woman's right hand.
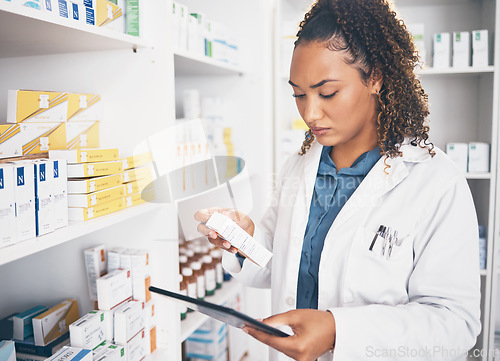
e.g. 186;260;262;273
194;207;255;254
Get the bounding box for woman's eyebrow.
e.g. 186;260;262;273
288;79;339;88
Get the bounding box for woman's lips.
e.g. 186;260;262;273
310;127;330;136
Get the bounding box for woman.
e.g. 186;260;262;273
195;0;481;360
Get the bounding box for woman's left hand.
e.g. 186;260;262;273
243;309;336;361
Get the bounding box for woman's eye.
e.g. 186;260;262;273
292;93;305;99
320;92;337;99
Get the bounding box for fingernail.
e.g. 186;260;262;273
223;241;231;249
231;249;237;254
242;327;249;334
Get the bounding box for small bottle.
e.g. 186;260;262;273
190;262;206;299
179;255;189;273
184;249;196;262
182;267;197;312
179;274;188;320
210;249;224;289
202;255;216;296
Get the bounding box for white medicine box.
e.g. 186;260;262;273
0;165;17;248
472;30;489;67
468;143;490;173
452;31;471;68
446;143;468;173
433;32;451;68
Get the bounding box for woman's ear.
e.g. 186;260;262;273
370;68;384;95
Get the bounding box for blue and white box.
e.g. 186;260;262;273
45;346;92;361
13;305;49;340
0;165;16;248
34;159;55;236
0;340;16;361
12;162;36;242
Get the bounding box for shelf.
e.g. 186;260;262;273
0;2;148;58
417;66;494;76
395;0;479;6
466;173;492;180
180;278;242;341
0;203;162;266
174;51;244;76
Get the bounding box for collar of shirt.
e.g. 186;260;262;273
318;146;382;177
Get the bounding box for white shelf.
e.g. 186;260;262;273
417;66;494;76
466;173;492;180
180;278;242;342
0;2;148;58
396;0;477;6
0;203;162;266
174;51;244;76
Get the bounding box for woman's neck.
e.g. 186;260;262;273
330;139;378;170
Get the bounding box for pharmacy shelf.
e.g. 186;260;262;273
417;66;495;76
466;173;492;180
397;0;478;6
174;51;244;77
0;2;147;58
180;278;242;342
0;203;162;266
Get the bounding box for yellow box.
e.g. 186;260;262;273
68;197;125;221
20;123;66;155
0;124;22;159
125;189;155;207
66;121;100;149
123;165;154;183
124;177;154;196
49;148;119;164
67;93;102;121
7;90;69;123
32;299;79;346
68;185;125;208
96;0;123;27
67;174;123;194
122;153;153;170
67;160;123;178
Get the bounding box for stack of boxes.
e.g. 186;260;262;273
433;29;490;68
121;153;155;208
185;318;228;361
445;142;490;173
5;0;139;36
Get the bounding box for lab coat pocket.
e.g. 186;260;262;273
342;226;414;306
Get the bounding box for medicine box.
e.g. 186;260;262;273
33;160;55;236
120;249;150;277
67;174;122;194
69;311;106;350
12;0;42;9
122;153;152;170
144;301;156;355
10;332;70;358
67;160;123;178
186;319;227;360
96;268;133;310
68;197;124;221
50;148;119;164
468;142;490;173
0;165;18;248
446;143;468;173
65;121;100;149
12;162;36;242
42;0;56;13
94;343;126;361
124;179;153;197
68;185;124;208
0;124;22;159
131;274;151;303
45;346;92;361
96;0;123;28
0;340;15;361
126;0;139;36
33;299;79;346
52;159;68;229
452;31;471;68
84;245;108;302
472;30;489;67
7;90;69;123
124;329;146;361
13;306;48;341
125;190;155;207
20;123;66;155
123;165;154;183
108;247;127;272
114;300;145;345
67;93;102;121
433;32;451;68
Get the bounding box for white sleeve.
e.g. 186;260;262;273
329;177;481;360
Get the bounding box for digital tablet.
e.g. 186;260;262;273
149;286;291;338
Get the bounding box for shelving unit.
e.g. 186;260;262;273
174;51;244;76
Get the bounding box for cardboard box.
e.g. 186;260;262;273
12;162;36;242
67;160;123;178
468;142;490;173
20;123;66;155
69;311;106;350
7;90;69;123
119;249;150;276
12;0;42;9
96;269;133;310
472;29;489;67
9;332;69;358
67;174;122;194
433;32;451;68
0;340;15;361
96;0;123;28
144;301;156;355
13;305;48;341
68;197;124;221
93;343;126;361
50;148;118;164
452;31;471;67
33;160;55;236
67;93;102;121
84;245;108;302
45;346;92;361
186;319;227;360
125;190;155;208
0;124;22;159
122;153;152;170
114;300;145;345
52;159;68;229
446;143;468;173
32;299;79;346
126;0;139;36
108;247;127;272
68;185;124;208
42;0;56;13
124;329;146;361
123;165;153;183
123;178;153;197
0;165;18;247
65;121;100;149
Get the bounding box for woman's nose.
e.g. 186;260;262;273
301;97;323;124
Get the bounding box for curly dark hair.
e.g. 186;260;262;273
296;0;434;158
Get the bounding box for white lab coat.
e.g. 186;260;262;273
223;140;481;361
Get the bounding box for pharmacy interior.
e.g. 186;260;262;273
0;0;500;360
